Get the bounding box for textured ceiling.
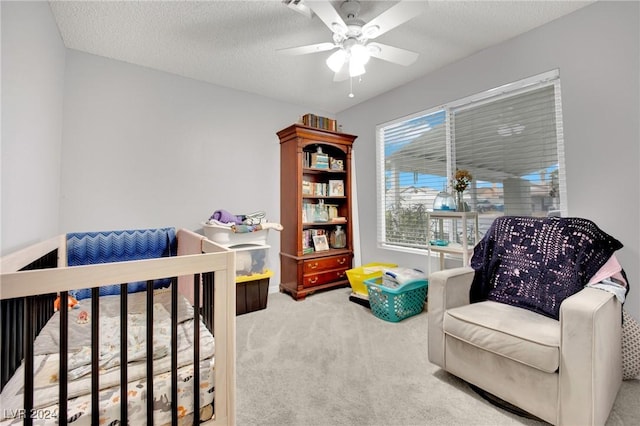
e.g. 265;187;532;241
49;0;594;113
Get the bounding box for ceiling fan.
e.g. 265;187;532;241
279;0;424;82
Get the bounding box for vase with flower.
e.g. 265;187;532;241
452;169;473;212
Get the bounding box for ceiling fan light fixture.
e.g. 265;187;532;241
348;59;366;77
350;43;370;66
326;49;347;72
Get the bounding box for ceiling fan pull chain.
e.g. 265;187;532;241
349;77;355;98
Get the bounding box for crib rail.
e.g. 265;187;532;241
0;236;236;426
1;236;63;392
1;253;230;299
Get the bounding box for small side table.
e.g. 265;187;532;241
426;211;479;274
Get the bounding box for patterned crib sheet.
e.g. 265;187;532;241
0;289;216;424
1;358;214;426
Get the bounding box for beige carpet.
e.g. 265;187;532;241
236;288;640;425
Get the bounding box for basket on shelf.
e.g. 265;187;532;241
364;276;428;322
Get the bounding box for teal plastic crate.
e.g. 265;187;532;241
364;277;428;322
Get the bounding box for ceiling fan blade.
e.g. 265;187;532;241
306;1;348;36
277;42;337;56
367;42;419;66
362;1;425;39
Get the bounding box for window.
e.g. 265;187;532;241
376;70;566;251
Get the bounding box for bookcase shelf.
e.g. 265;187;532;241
303;168;347;174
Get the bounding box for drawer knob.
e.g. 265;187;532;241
308;262;319;270
308;276;318;284
337;257;346;265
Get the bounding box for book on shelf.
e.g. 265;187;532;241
302;182;330;197
302;230;314;253
301;113;337;132
315;182;328;196
311;152;329;169
303;202;330;223
303;202;311;223
302;180;312;195
304;147;344;171
303;228;331;253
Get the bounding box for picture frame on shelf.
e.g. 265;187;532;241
328;180;344;196
312;235;330;251
330;158;344;170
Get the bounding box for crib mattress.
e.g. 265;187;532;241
0;289;216;425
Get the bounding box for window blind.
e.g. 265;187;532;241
452;83;563;232
377;70;566;251
377;109;447;249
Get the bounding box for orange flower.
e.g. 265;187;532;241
452;169;472;192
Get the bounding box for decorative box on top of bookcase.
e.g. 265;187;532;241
277;123;356;300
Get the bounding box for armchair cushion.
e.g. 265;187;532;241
470;216;622;320
445;300;560;372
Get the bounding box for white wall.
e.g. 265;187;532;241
1;1;66;255
60;50;329;289
61;50;292;232
60;50;331;290
338;1;640;319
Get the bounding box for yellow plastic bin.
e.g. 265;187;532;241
346;262;398;297
236;269;273;315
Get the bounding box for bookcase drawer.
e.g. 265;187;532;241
303;254;350;274
303;268;349;288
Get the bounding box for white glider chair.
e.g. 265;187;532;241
428;216;624;425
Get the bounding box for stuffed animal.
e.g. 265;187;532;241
53;294;80;312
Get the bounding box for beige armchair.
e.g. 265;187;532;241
428;266;622;425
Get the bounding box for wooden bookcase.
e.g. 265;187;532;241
277;123;357;300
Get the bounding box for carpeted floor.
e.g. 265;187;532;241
236;288;640;426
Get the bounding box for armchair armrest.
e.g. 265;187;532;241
427;267;474;368
559;288;622;426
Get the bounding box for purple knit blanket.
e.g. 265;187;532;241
470;216;623;320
